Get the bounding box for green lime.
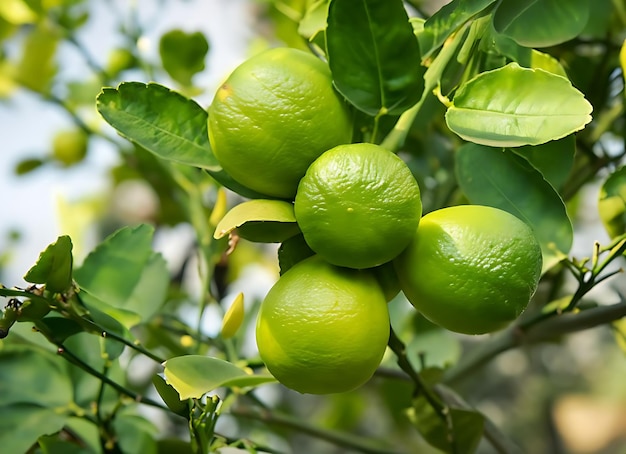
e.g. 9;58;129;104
208;47;353;199
256;255;389;394
52;129;88;166
294;143;422;269
394;205;542;335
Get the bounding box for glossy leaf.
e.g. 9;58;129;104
97;83;217;169
493;0;591;47
159;30;209;87
23;235;73;293
326;0;424;116
0;345;73;407
0;405;67;454
164;355;276;399
37;316;84;344
418;0;496;60
214;199;299;243
456;144;573;272
96;82;264;199
514;135;576;189
446;63;592;147
74;224;168;325
598;166;626;239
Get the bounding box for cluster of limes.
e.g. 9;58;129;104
208;48;543;394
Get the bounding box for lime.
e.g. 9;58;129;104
208;47;353;199
294;143;422;269
394;205;542;335
256;255;389;394
52;129;88;166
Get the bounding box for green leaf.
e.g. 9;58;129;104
621;39;626;86
214;199;300;243
96;82;265;199
38;434;93;454
298;0;329;44
446;63;593;147
456;144;573;272
74;224;168;326
493;0;591;48
37;316;84;344
418;0;496;60
0;345;73;407
113;412;158;454
514;135;576;189
152;374;189;417
408;397;484;454
97;83;217;169
326;0;425;116
64;417;101;454
163;355;276;399
0;405;67;454
23;235;73;293
159;30;209;87
406;315;461;371
599;166;626;239
0;0;37;24
277;234;315;275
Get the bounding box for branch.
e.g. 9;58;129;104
229;406;404;454
443;302;626;385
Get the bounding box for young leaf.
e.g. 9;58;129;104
418;0;496;60
214;199;300;243
96;82;265;199
493;0;591;48
23;235;73;293
220;293;244;339
446;63;592;147
159;30;209;87
456;144;573;272
16;22;59;93
598;166;626;239
326;0;425;116
163;355;276;400
73;224;168;325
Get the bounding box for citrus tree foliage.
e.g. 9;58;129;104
1;0;626;453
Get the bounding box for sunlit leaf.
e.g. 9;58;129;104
220;293;244;339
493;0;591;47
621;39;626;86
326;0;424;116
0;0;37;24
418;0;496;60
164;355;276;400
214;199;299;243
96;83;266;199
0;405;67;454
456;144;573;272
446;63;592;147
74;224;168;326
23;235;73;293
298;0;329;44
599;166;626;239
614;317;626;354
159;30;209;87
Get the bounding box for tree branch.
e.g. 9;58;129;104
443;302;626;385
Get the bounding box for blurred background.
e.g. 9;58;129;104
1;1;625;453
